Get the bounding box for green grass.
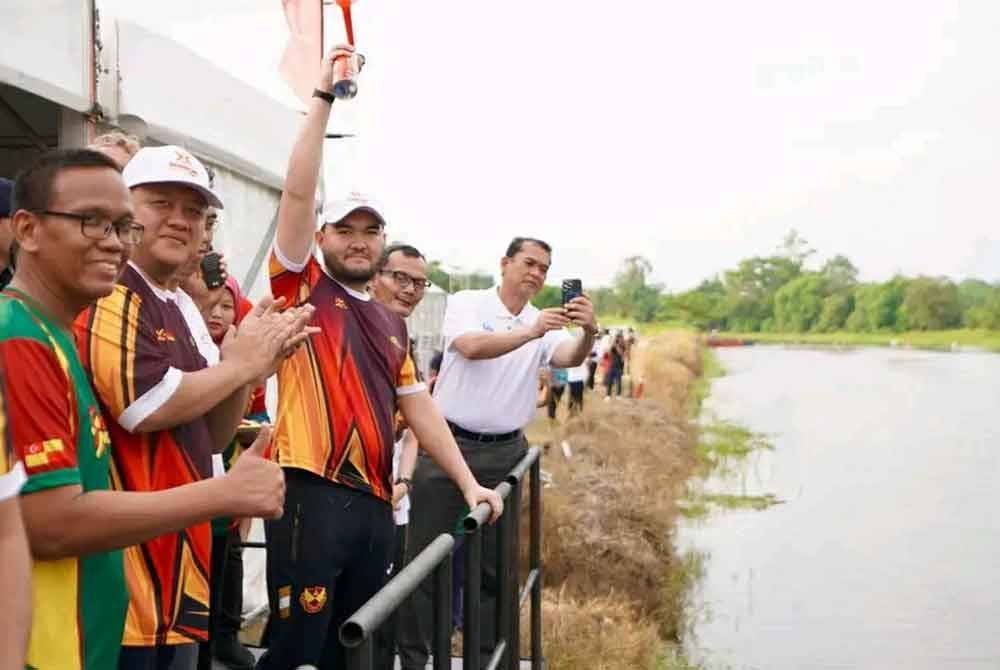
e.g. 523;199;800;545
596;315;696;338
695;419;774;471
679;493;784;520
687;349;724;417
715;328;1000;352
658;549;710;668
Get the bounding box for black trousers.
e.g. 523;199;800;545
605;366;623;396
398;433;527;670
568;381;584;415
257;469;394;670
373;523;408;669
197;526;243;669
120;644;198;670
546;385;565;419
586;361;598;389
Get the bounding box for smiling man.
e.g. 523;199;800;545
0;148;289;670
72;146;313;670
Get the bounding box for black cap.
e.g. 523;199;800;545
0;178;12;218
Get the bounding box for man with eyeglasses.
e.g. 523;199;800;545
0;148;295;670
71;146;314;670
368;242;433;668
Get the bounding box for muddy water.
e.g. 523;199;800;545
684;346;1000;670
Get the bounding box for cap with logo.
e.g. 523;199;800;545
123;146;224;209
321;192;386;229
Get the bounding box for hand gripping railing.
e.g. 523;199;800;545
339;445;544;670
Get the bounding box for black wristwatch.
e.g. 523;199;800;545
312;88;336;104
395;477;413;494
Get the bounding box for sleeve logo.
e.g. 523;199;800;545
24;439;64;469
90;407;112;458
155;328;177;343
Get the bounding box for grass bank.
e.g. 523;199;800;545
523;331;705;669
715;328;1000;352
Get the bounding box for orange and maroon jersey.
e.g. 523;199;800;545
74;263;213;647
269;249;424;502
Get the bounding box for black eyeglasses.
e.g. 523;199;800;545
35;210;144;245
379;269;432;290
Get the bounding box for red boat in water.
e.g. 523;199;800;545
706;337;753;348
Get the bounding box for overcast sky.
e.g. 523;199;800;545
101;1;1000;290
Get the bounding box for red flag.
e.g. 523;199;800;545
279;0;323;106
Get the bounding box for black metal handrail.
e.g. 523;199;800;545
339;445;544;670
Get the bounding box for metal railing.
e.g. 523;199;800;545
338;445;544;670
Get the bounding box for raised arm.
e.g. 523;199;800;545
445;288;570;361
276;44;356;264
549;295;598;368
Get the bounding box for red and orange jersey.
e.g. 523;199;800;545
74;264;213;646
269;249;423;502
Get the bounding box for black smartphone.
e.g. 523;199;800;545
200;251;226;290
561;279;583;305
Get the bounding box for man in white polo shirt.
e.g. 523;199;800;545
399;236;597;669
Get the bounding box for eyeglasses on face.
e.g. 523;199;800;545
34;210;144;245
379;269;432;290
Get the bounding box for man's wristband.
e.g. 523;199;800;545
395;477;413;494
312;88;336;104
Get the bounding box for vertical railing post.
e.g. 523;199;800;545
344;636;373;670
463;525;482;670
530;456;543;670
433;553;453;670
507;477;522;670
496;490;512;667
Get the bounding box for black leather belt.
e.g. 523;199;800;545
447;421;522;444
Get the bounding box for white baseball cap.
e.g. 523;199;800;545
321;192;386;229
123;145;224;209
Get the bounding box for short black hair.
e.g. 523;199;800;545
377;243;426;272
505;237;552;258
13;148;121;214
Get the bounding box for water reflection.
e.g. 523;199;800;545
683;346;1000;670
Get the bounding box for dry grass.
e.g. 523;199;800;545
525;331;703;668
527;588;663;670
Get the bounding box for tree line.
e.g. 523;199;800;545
530;231;1000;332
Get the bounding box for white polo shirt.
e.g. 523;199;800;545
433;288;570;434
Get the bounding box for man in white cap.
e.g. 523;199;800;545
257;44;503;669
73;145;314;670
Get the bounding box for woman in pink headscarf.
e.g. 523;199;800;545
200;276;267;670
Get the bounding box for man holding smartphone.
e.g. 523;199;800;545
399;236;597;669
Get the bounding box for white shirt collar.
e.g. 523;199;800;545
129;261;179;303
332;277;371;302
492;287;534;323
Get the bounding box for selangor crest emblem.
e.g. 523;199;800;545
300;586;328;614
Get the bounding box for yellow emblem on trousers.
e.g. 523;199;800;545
300;586;328;614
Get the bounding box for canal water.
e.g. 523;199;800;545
684;346;1000;670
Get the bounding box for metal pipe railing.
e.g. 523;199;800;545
340;533;456;647
336;446;543;670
